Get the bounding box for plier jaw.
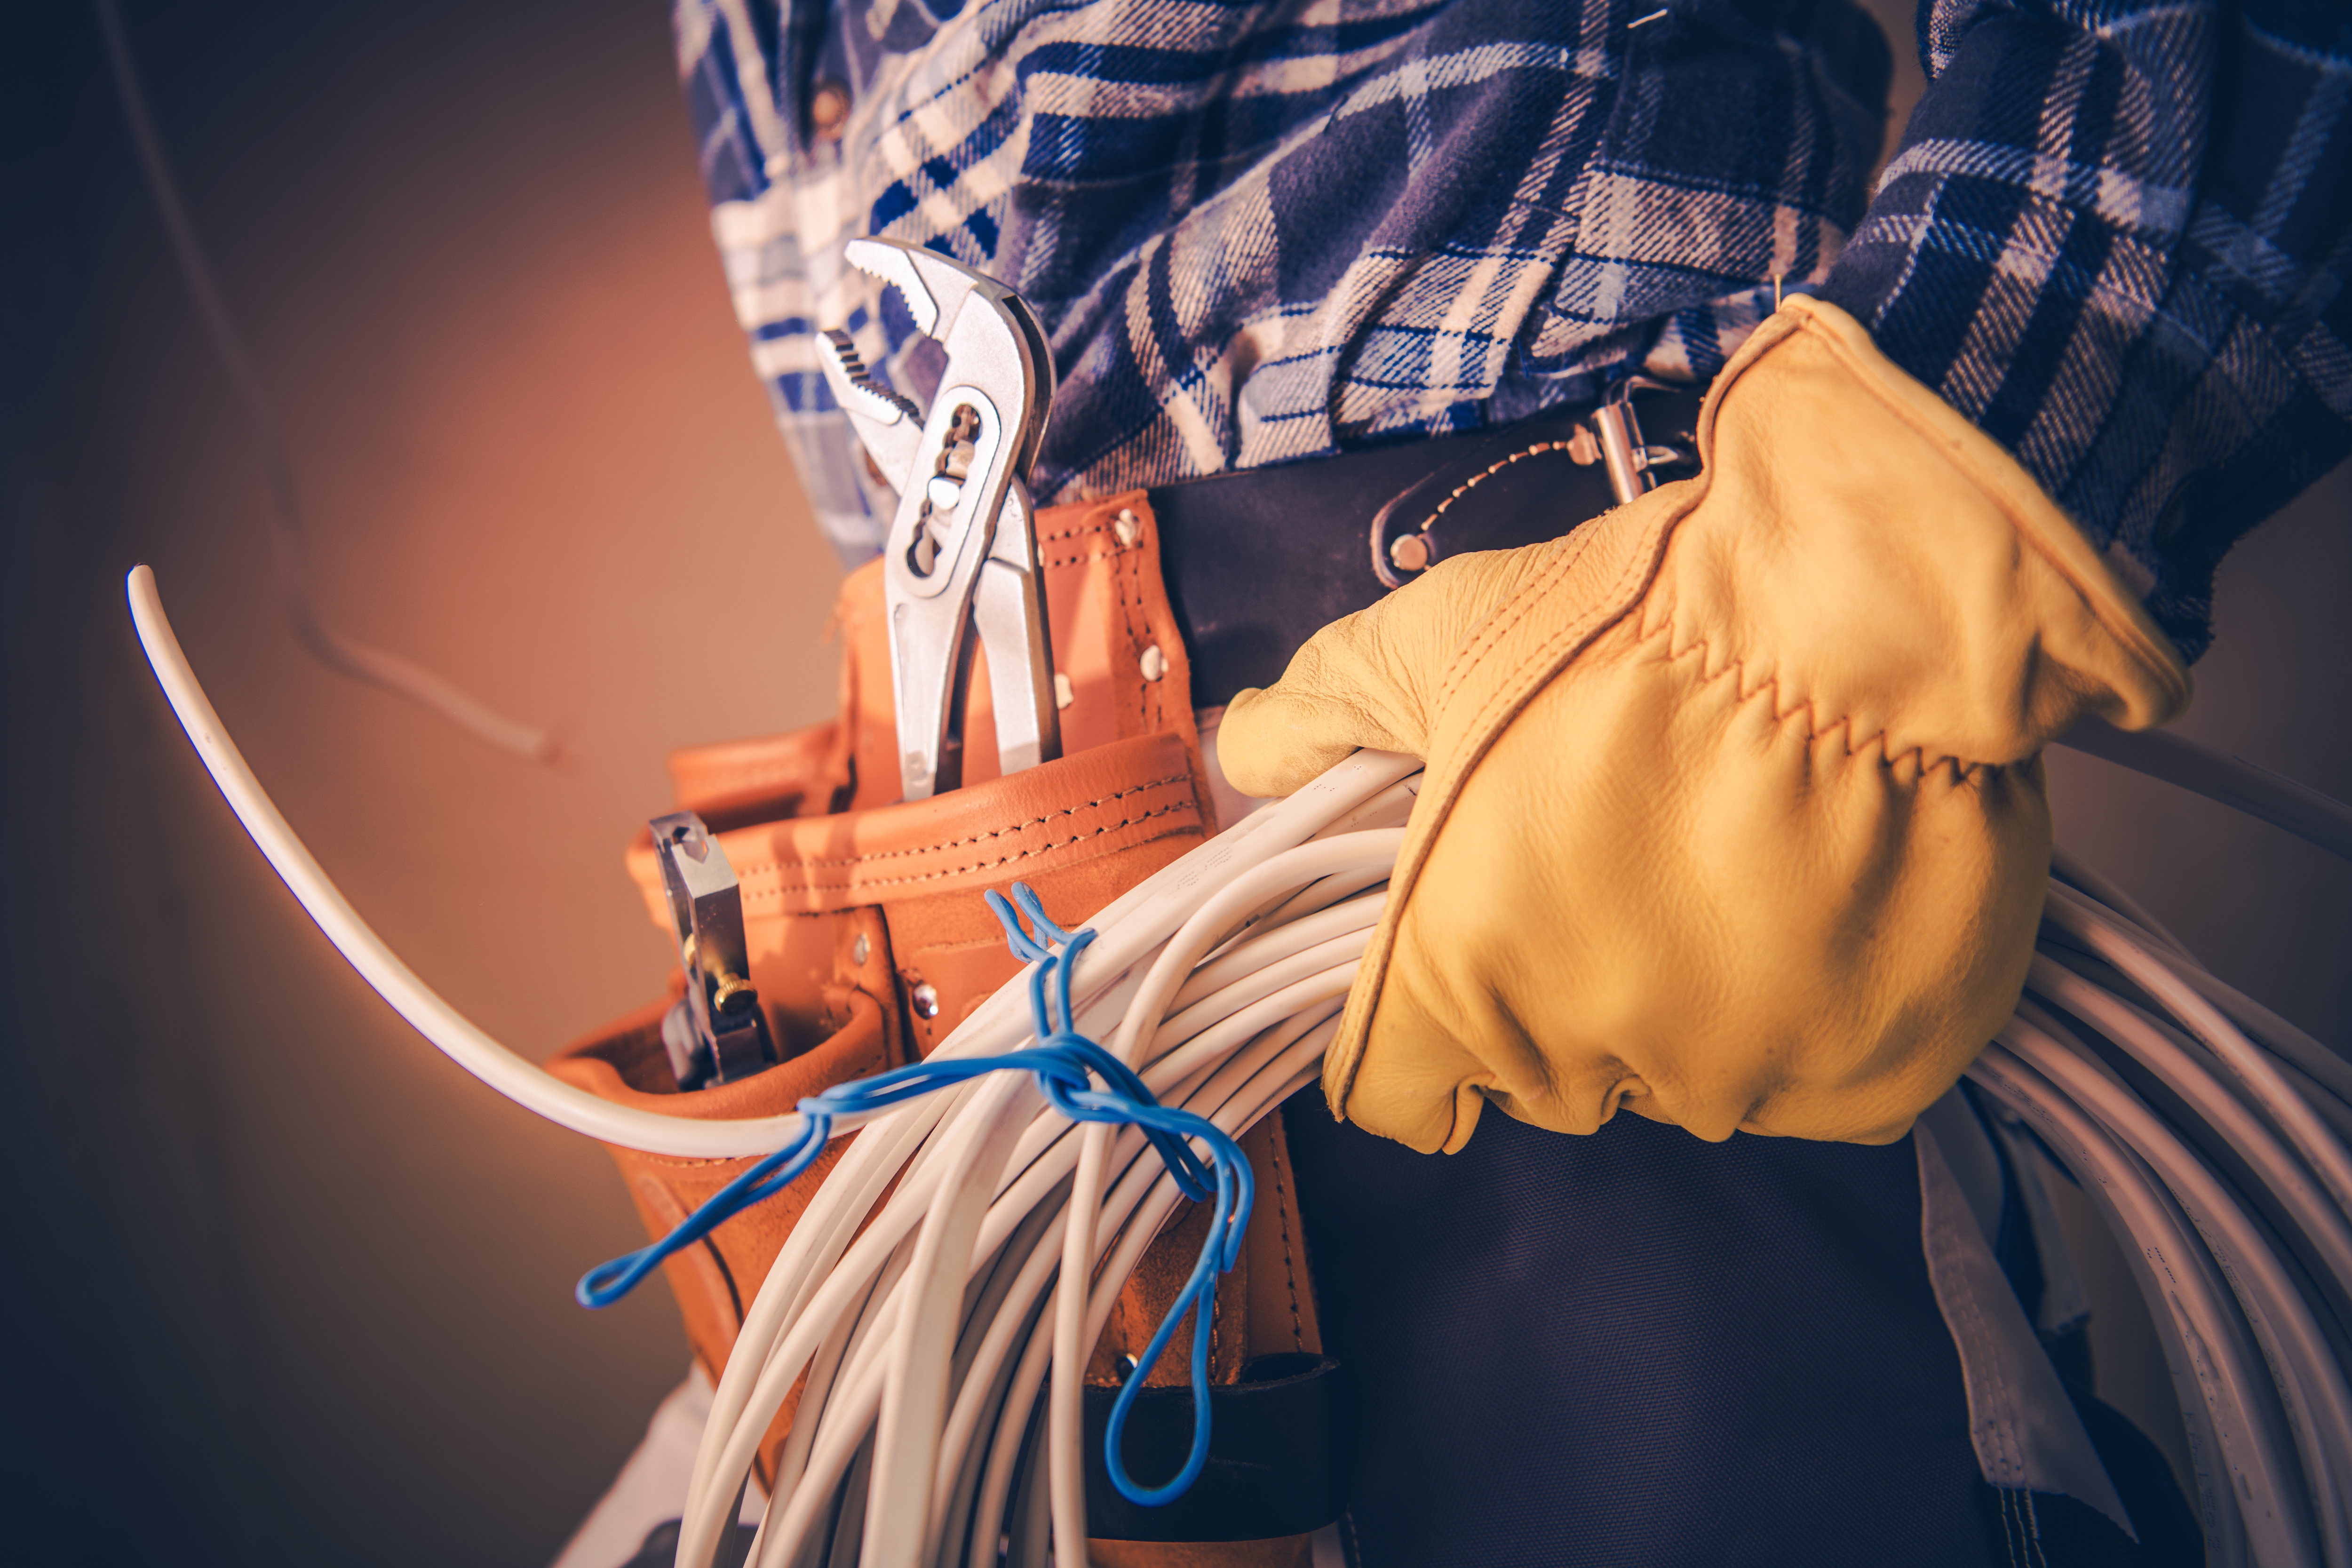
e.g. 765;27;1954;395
820;239;1061;801
649;811;779;1089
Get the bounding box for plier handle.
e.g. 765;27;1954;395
819;239;1060;801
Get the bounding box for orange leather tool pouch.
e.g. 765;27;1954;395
547;495;1325;1557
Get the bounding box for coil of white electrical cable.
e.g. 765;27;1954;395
129;564;2352;1568
665;794;2352;1568
1972;881;2352;1568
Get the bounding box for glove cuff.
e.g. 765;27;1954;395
1759;297;2189;725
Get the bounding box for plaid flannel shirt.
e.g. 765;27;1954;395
679;0;2350;657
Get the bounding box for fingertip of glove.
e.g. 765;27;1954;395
1213;686;1312;796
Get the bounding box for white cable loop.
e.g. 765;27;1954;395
136;552;2352;1567
2041;895;2352;1218
129;565;804;1158
2004;1015;2352;1566
2021;963;2352;1301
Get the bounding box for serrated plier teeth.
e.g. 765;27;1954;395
818;329;924;492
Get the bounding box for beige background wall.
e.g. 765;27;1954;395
1;0;2342;1563
4;2;843;1561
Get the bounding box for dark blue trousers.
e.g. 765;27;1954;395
1281;1097;2003;1568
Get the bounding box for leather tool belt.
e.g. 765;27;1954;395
548;492;1333;1564
547;386;1701;1561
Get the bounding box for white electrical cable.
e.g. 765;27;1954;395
1970;1043;2268;1568
2002;1020;2349;1566
680;820;2352;1568
1976;903;2352;1567
2043;893;2352;1220
663;835;1400;1568
658;766;1412;1568
137;555;2352;1567
2019;966;2352;1302
127;565;802;1158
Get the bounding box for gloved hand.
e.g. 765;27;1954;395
1218;297;2189;1153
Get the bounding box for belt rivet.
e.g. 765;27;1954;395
1139;645;1166;682
1055;672;1074;709
1388;533;1432;573
851;933;869;966
1113;509;1142;547
911;982;940;1019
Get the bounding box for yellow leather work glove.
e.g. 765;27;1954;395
1219;297;2190;1154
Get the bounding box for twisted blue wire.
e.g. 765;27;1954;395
575;882;1253;1506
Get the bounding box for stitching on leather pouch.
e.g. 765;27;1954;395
727;773;1191;876
1109;1294;1131;1378
702;1237;746;1329
1101;525;1144;736
1269;1126;1305;1351
1124;533;1150;734
1037;512;1116;545
1037;508;1136;568
635;1141;833;1173
741;798;1196;897
1039;509;1125;567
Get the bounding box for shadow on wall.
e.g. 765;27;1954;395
2;1;841;1564
0;1;2344;1566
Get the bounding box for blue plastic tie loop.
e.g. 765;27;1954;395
575;882;1253;1506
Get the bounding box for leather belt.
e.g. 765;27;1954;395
1149;385;1705;708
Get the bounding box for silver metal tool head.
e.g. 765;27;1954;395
648;811;778;1087
818;328;924;491
819;239;1062;801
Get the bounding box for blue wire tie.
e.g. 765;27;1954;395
575;881;1253;1506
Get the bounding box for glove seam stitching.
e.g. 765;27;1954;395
1661;623;1998;781
1335;509;1684;1119
1443;509;1683;776
1339;310;1767;1117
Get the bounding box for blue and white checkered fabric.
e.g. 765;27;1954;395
676;0;1890;555
679;0;2349;656
1825;0;2352;657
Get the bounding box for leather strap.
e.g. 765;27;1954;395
1152;389;1702;708
1084;1354;1348;1543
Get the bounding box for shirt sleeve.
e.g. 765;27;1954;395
1821;0;2352;661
